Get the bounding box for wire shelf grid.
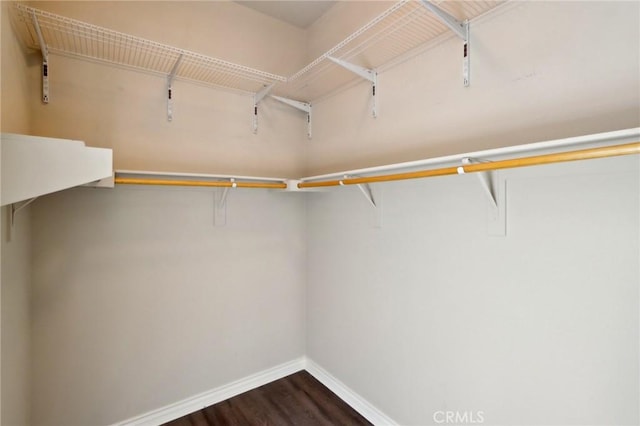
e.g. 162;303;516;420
13;1;504;100
13;3;286;94
278;0;502;100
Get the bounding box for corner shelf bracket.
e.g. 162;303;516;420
30;11;49;103
420;1;470;87
328;56;378;118
271;95;312;139
253;84;275;134
458;158;506;236
167;54;184;121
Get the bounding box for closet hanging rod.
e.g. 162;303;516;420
115;169;286;182
115;177;287;189
298;142;640;189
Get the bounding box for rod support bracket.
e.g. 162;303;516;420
462;157;496;207
462;158;506;236
339;175;377;208
219;178;236;207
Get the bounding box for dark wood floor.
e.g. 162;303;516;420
163;371;372;426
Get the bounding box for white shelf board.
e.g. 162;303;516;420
1;133;113;206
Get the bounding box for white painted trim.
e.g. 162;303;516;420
305;358;398;426
113;357;306;426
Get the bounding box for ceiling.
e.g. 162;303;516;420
235;1;337;29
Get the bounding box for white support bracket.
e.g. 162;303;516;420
167;54;184;121
219;178;236;208
339;175;382;228
461;158;496;208
214;179;236;227
8;197;38;242
328;56;378;118
458;158;506;236
271;95;312;139
31;11;49;103
253;84;274;134
420;1;470;87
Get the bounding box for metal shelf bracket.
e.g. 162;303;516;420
219;178;236;208
271;95;312;139
458;158;506;236
214;179;236;227
338;175;382;228
420;1;470;87
253;84;275;134
328;56;378;118
30;11;49;103
167;54;184;121
459;158;496;207
8;197;38;242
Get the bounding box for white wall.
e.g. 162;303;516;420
306;155;639;425
1;1;36;424
305;1;640;175
305;1;640;425
30;186;306;425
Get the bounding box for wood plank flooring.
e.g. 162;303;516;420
163;371;372;426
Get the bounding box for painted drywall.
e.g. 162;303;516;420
1;205;32;426
305;1;394;62
4;1;640;425
1;0;34;134
305;1;640;175
306;155;639;425
1;1;35;424
304;3;640;424
25;1;309;177
30;186;306;425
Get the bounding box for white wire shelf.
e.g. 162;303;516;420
12;3;287;94
277;0;504;101
13;1;504;102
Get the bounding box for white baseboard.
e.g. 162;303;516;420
113;356;395;426
304;358;398;426
114;357;306;426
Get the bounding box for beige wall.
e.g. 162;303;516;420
1;0;34;133
27;1;309;177
1;1;35;425
305;1;394;62
304;1;640;175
